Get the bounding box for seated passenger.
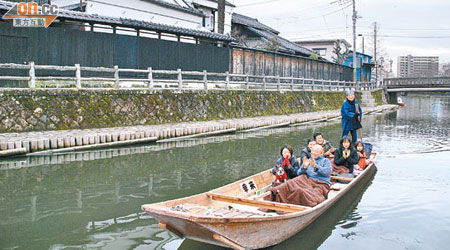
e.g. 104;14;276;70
354;141;373;171
272;145;300;180
299;139;316;166
297;145;332;185
266;144;331;208
334;136;359;173
313;132;335;158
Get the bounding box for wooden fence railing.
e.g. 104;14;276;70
0;62;377;91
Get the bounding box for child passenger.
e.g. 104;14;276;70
354;141;373;171
272;145;300;180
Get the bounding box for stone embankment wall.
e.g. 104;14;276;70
371;88;387;105
0;89;384;133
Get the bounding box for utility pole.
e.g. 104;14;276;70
373;22;377;85
217;0;225;34
352;0;357;86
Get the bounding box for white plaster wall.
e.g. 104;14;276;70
324;44;336;61
55;0;204;30
53;0;233;34
187;0;234;34
300;44;335;62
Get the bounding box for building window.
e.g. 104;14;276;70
313;48;326;56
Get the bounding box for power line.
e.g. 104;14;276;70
286;3;352;22
258;0;350;22
288;30;350;40
237;0;280;7
267;0;338;15
284;26;348;33
361;26;450;31
359;34;450;38
380;35;450;38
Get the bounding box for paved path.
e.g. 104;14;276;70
0;105;398;157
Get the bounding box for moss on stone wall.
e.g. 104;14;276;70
371;89;385;105
0;89;384;133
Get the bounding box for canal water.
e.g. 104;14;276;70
1;93;449;250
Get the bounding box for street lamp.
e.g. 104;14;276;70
358;34;364;54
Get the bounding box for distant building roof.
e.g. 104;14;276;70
0;0;234;42
232;13;279;35
347;50;372;58
295;39;352;48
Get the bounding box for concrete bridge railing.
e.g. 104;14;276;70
0;62;378;92
382;77;450;88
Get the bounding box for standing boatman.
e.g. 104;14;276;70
341;90;362;144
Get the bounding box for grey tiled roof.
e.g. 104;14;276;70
247;27;315;56
0;0;234;42
231;13;316;56
232;13;279;35
142;0;205;17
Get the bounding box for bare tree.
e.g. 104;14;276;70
332;39;349;64
231;28;248;47
262;37;281;52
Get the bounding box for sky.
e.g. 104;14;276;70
231;0;450;75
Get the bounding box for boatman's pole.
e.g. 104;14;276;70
352;0;357;88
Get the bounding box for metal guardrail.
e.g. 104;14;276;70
0;62;377;92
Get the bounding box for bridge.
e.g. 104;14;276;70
382;77;450;92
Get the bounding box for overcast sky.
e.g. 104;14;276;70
231;0;450;75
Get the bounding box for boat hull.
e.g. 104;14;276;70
143;155;377;249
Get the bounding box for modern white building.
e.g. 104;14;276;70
397;55;439;77
53;0;235;34
294;39;352;63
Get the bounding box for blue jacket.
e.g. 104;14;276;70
341;99;362;131
297;156;332;185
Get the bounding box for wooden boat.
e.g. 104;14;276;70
141;153;377;249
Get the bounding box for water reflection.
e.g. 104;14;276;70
1;93;449;250
0;118;352;250
0;121;345;171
